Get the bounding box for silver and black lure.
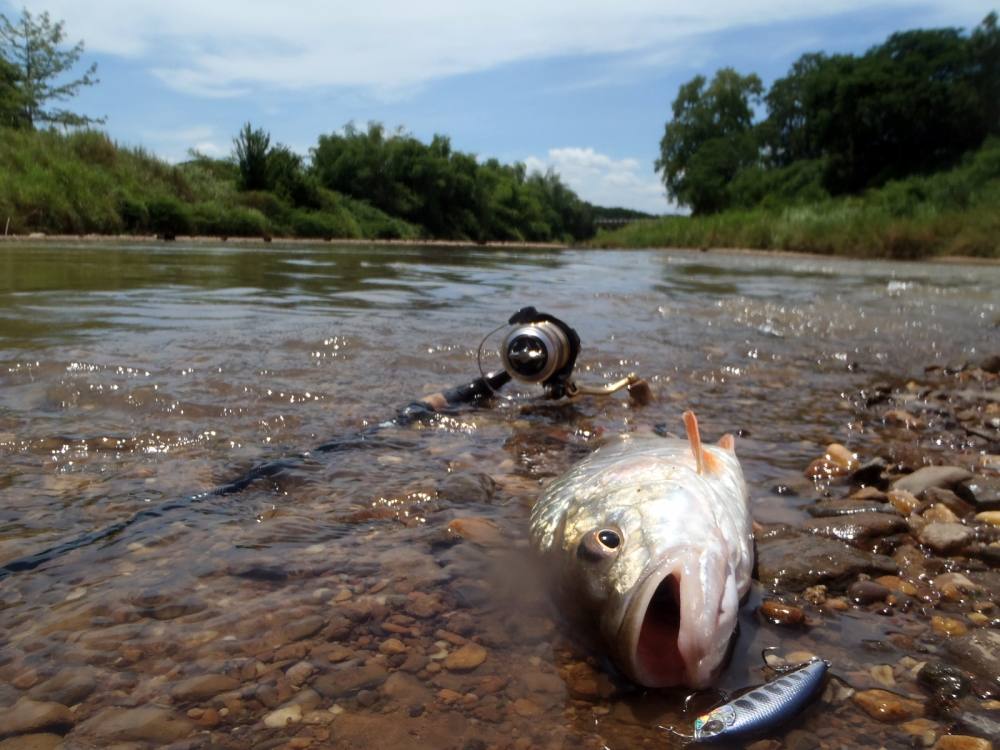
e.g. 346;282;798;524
673;659;829;745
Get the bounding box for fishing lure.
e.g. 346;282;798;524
669;658;829;744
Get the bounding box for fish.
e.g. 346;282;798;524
529;411;754;688
690;659;828;743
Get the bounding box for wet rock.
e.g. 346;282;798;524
801;512;905;541
443;643;487;671
871;665;895;687
851;459;889;487
944;630;1000;693
382;672;432;705
784;729;821;750
807;500;893;517
901;718;941;748
919;523;974;554
171;674;240;702
848;579;890;604
923;488;976;518
932;616;969;637
378;638;407;656
932;737;993;750
0;698;74;737
356;689;378;707
894;467;974;497
405;592;443;619
286;661;314;687
948;701;1000;745
759;600;805;625
78;705;193;743
959;477;1000;511
437;473;496;504
917;663;971;701
755;528;896;591
851;485;889;501
277;615;325;643
312;663;388;699
924;504;961;524
561;662;611;700
263;704;302;728
511;698;542;717
852;689;924;722
874;575;918;595
976;511;1000;527
934;573;983;601
28;667;97;706
889;489;921;515
447;517;506;547
0;735;64;750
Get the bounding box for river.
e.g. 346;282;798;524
0;241;997;748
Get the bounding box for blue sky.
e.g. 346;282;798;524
3;1;996;213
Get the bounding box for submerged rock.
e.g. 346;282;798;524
919;523;974;554
27;667;97;706
960;477;1000;511
894;467;974;497
170;673;240;702
917;662;971;701
852;689;924;722
0;698;74;737
944;630;1000;693
801;512;905;541
807;500;894;517
755;528;897;591
78;705;193;744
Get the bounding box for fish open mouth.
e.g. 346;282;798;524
633;574;686;686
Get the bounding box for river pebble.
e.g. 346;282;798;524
894;467;975;496
27;667;97;706
975;511;1000;527
78;705;193;743
443;643;488;671
263;704;302;728
171;673;240;702
759;599;805;625
756;528;897;590
960;477;1000;511
932;737;994;750
853;689;925;722
917;662;971;701
0;735;64;750
0;698;74;737
919;523;974;554
848;579;891;604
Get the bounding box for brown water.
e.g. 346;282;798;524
0;241;997;749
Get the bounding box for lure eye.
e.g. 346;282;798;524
700;719;725;736
577;528;623;561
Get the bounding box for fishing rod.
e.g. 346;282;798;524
1;307;652;580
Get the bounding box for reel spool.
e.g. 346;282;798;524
497;307;580;399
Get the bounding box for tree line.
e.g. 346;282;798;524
657;13;1000;214
0;8;621;242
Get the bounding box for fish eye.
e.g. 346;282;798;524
577;527;623;561
598;529;620;548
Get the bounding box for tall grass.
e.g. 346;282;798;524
0;128;420;240
595;139;1000;259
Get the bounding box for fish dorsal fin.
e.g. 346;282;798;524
718;434;735;452
682;411;704;475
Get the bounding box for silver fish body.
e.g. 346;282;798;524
529;422;754;688
693;659;829;743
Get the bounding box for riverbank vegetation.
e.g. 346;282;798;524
598;13;1000;258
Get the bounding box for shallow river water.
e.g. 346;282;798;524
0;241;997;749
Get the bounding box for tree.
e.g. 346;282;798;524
655;68;763;214
233;123;271;191
0;54;23;127
0;8;100;128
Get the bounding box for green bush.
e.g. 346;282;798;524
147;197;192;237
119;196;148;231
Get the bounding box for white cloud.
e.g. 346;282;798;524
15;0;994;98
525;147;675;214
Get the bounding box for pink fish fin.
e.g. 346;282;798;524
718;433;736;453
682;410;704;475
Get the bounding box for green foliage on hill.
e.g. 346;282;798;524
0;123;597;242
656;13;1000;216
595;137;1000;258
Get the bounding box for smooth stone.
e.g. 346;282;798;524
446;517;505;547
278;615;325;643
922;488;975;517
975;511;1000;527
850;459;888;487
756;528;897;591
848;579;890;604
874;575;918;595
759;600;805;625
917;663;971;701
801;512;905;541
933;737;993;750
0;698;74;736
894;467;974;497
561;662;611;700
924;504;961;524
171;674;240;702
263;704;302;728
28;667;97;706
807;500;894;517
944;630;1000;692
784;729;821;750
443;643;487;671
933;573;982;601
919;523;974;554
378;638;407;656
312;664;388;699
852;689;925;722
932;616;968;637
959;477;1000;511
901;718;941;747
382;672;432;705
0;734;64;750
889;489;921;515
850;485;889;501
78;706;193;743
437;473;496;504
